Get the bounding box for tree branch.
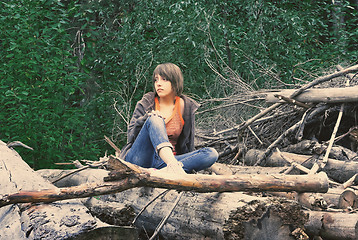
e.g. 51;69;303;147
0;156;329;208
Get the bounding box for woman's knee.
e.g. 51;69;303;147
146;114;165;127
203;147;218;165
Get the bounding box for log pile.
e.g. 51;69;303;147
194;63;358;239
1;64;358;239
0;141;325;239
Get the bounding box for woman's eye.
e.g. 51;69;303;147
154;76;168;82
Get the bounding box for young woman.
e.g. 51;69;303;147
120;63;218;174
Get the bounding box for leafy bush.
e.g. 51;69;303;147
0;0;102;169
0;0;356;169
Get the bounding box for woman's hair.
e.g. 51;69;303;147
152;63;183;96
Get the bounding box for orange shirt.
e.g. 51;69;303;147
155;96;184;154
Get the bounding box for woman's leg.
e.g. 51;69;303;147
154;147;218;173
125;115;172;168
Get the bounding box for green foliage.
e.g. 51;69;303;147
0;0;102;169
0;0;357;169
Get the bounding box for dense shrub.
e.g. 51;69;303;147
0;0;356;169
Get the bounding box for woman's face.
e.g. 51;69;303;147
154;74;175;98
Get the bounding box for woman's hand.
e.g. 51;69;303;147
148;110;163;118
152;161;186;176
164;161;187;175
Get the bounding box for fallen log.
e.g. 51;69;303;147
245;149;358;183
209;163;357;210
304;210;358;240
265;85;358;103
38;163;288;183
0;156;329;208
94;187;307;239
270;187;358;210
282;140;358;161
42;167;354;211
0;140;130;239
37;165;357;239
37;168;310;239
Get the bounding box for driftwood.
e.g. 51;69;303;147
265;85;358;103
99;188;309;240
37;167;358;212
40;166;357;211
40;163;288;181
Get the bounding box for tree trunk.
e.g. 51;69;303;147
85;187;307;240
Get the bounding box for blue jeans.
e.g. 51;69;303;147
125;115;218;173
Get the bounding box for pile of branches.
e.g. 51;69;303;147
196;64;358;166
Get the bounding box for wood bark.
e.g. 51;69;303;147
245;149;358;183
0;140;136;239
265;85;358;103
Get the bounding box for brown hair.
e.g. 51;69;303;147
152;63;183;96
